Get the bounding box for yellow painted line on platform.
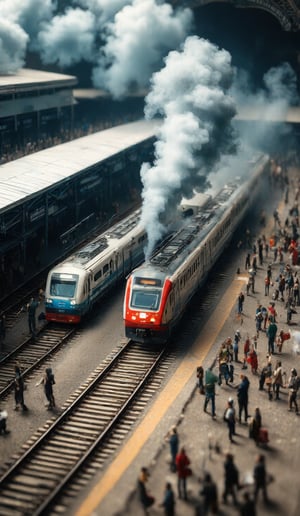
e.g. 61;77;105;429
76;276;245;516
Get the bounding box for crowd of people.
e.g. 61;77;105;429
0;113;139;166
134;162;300;515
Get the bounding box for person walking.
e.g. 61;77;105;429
168;426;179;473
288;368;299;413
224;398;236;443
233;330;241;362
245;253;251;270
27;297;39;337
222;453;240;506
175;447;191;500
267;319;277;355
14;365;28;411
240;492;256;516
264;275;270;296
137;467;155;514
253;454;269;503
249;407;262;446
203;363;219;418
237;374;250;423
237;292;245;314
196;366;205;394
0;409;10;435
247;347;258;374
198;472;218;515
160;482;175;516
273;360;283;400
36;367;56;409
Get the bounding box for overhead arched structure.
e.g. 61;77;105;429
170;0;300;31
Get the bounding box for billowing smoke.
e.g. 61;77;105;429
37;8;97;67
92;0;193;98
231;62;299;153
264;62;298;103
0;0;55;49
0;19;29;74
76;0;130;26
140;36;237;257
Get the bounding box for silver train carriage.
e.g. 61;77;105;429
45;208;146;323
123;155;269;344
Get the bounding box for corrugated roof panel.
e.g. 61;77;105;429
0;119;160;212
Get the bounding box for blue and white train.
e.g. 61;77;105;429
45;209;147;323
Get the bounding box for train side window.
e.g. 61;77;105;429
103;264;109;274
94;270;102;281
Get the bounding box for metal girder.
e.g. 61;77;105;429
170;0;300;31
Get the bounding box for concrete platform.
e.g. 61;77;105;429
72;171;300;516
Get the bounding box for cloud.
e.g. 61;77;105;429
0;0;55;48
140;36;237;256
92;0;193;98
0;19;29;74
37;8;96;67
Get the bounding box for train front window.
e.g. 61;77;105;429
131;289;161;310
50;274;78;297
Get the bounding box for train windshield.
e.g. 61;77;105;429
130;289;161;311
50;274;78;298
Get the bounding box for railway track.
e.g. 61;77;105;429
0;324;76;399
0;340;174;515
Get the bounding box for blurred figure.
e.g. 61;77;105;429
14;365;28;411
27;297;39;336
137;467;155;514
36;368;56;410
168;426;179;473
240;492;256;516
160;482;175;516
198;472;218;515
288;368;299;413
222;453;240;506
175;447;191;500
0;409;9;435
253;454;269;503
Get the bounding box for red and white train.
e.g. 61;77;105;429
123;155;269;344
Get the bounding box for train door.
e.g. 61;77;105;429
124;239;135;275
87;273;92;308
115;252;121;279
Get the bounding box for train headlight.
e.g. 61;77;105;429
131;315;136;320
70;300;76;305
150;317;156;323
46;298;53;304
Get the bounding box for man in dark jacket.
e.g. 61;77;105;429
222;453;239;505
267;321;277;355
237;374;250;423
253;454;268;503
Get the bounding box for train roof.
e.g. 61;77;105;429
0;68;77;94
0;119;160;214
139;155;268;274
53;208;144;271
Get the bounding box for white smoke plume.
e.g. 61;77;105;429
231;62;299;152
0;0;55;49
140;36;237;257
76;0;130;26
92;0;193;98
0;19;29;74
37;8;96;67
